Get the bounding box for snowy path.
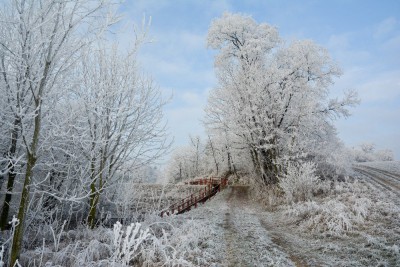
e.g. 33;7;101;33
184;186;296;266
220;186;295;266
178;163;400;267
180;174;400;266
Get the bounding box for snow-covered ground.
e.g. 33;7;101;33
180;175;399;266
10;162;400;266
174;161;400;266
179;186;295;266
353;161;400;201
356;161;400;176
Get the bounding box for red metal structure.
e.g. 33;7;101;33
160;177;228;217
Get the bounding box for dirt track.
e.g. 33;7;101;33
354;165;400;198
220;186;295;266
222;186;250;266
182;176;400;266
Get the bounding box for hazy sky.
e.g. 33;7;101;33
118;0;400;160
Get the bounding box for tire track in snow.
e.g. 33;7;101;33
259;219;309;267
221;186;295;267
359;165;400;182
354;167;400;198
222;211;242;266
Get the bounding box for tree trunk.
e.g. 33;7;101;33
10;152;36;265
87;181;99;229
88;147;107;229
10;58;48;265
227;147;233;173
208;136;219;175
10;106;41;266
249;147;260;175
249;146;279;185
259;147;279;185
179;162;182;182
0;117;20;230
87;155;98;229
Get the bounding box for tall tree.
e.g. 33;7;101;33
205;13;358;185
75;42;169;228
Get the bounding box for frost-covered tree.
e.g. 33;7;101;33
166;136;205;183
204;135;220;175
205;13;358;185
166;132;244;183
0;0;115;264
166;147;192;183
74;42;169;228
351;142;394;162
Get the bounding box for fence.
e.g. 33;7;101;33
160;177;228;217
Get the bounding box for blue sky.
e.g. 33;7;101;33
118;0;400;160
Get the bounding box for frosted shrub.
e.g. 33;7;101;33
167;219;216;265
287;200;353;235
141;219;216;266
75;239;112;266
39;226;114;266
286;192;372;236
142;230;194;267
48;222;150;266
351;143;394;162
350;196;371;222
112;222;150;266
22;218;215;266
280;162;319;203
375;149;394;161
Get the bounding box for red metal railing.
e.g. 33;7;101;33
184;177;227;186
160;177;228;217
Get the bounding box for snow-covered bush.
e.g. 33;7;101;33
311;140;354;180
279;162;319;203
25;226;114;267
284;178;373;236
74;239;112;266
286;196;371;236
111;222;150;265
141;218;217;266
20;215;217;267
374;149;395;161
351;143;394;162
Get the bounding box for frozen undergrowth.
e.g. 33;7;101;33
20;207;220;266
284;178;372;236
265;175;400;266
15;164;400;266
279;162;319;203
13;185;225;266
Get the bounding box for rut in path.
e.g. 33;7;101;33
221;186;296;267
223;186;250;266
354;166;400;198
